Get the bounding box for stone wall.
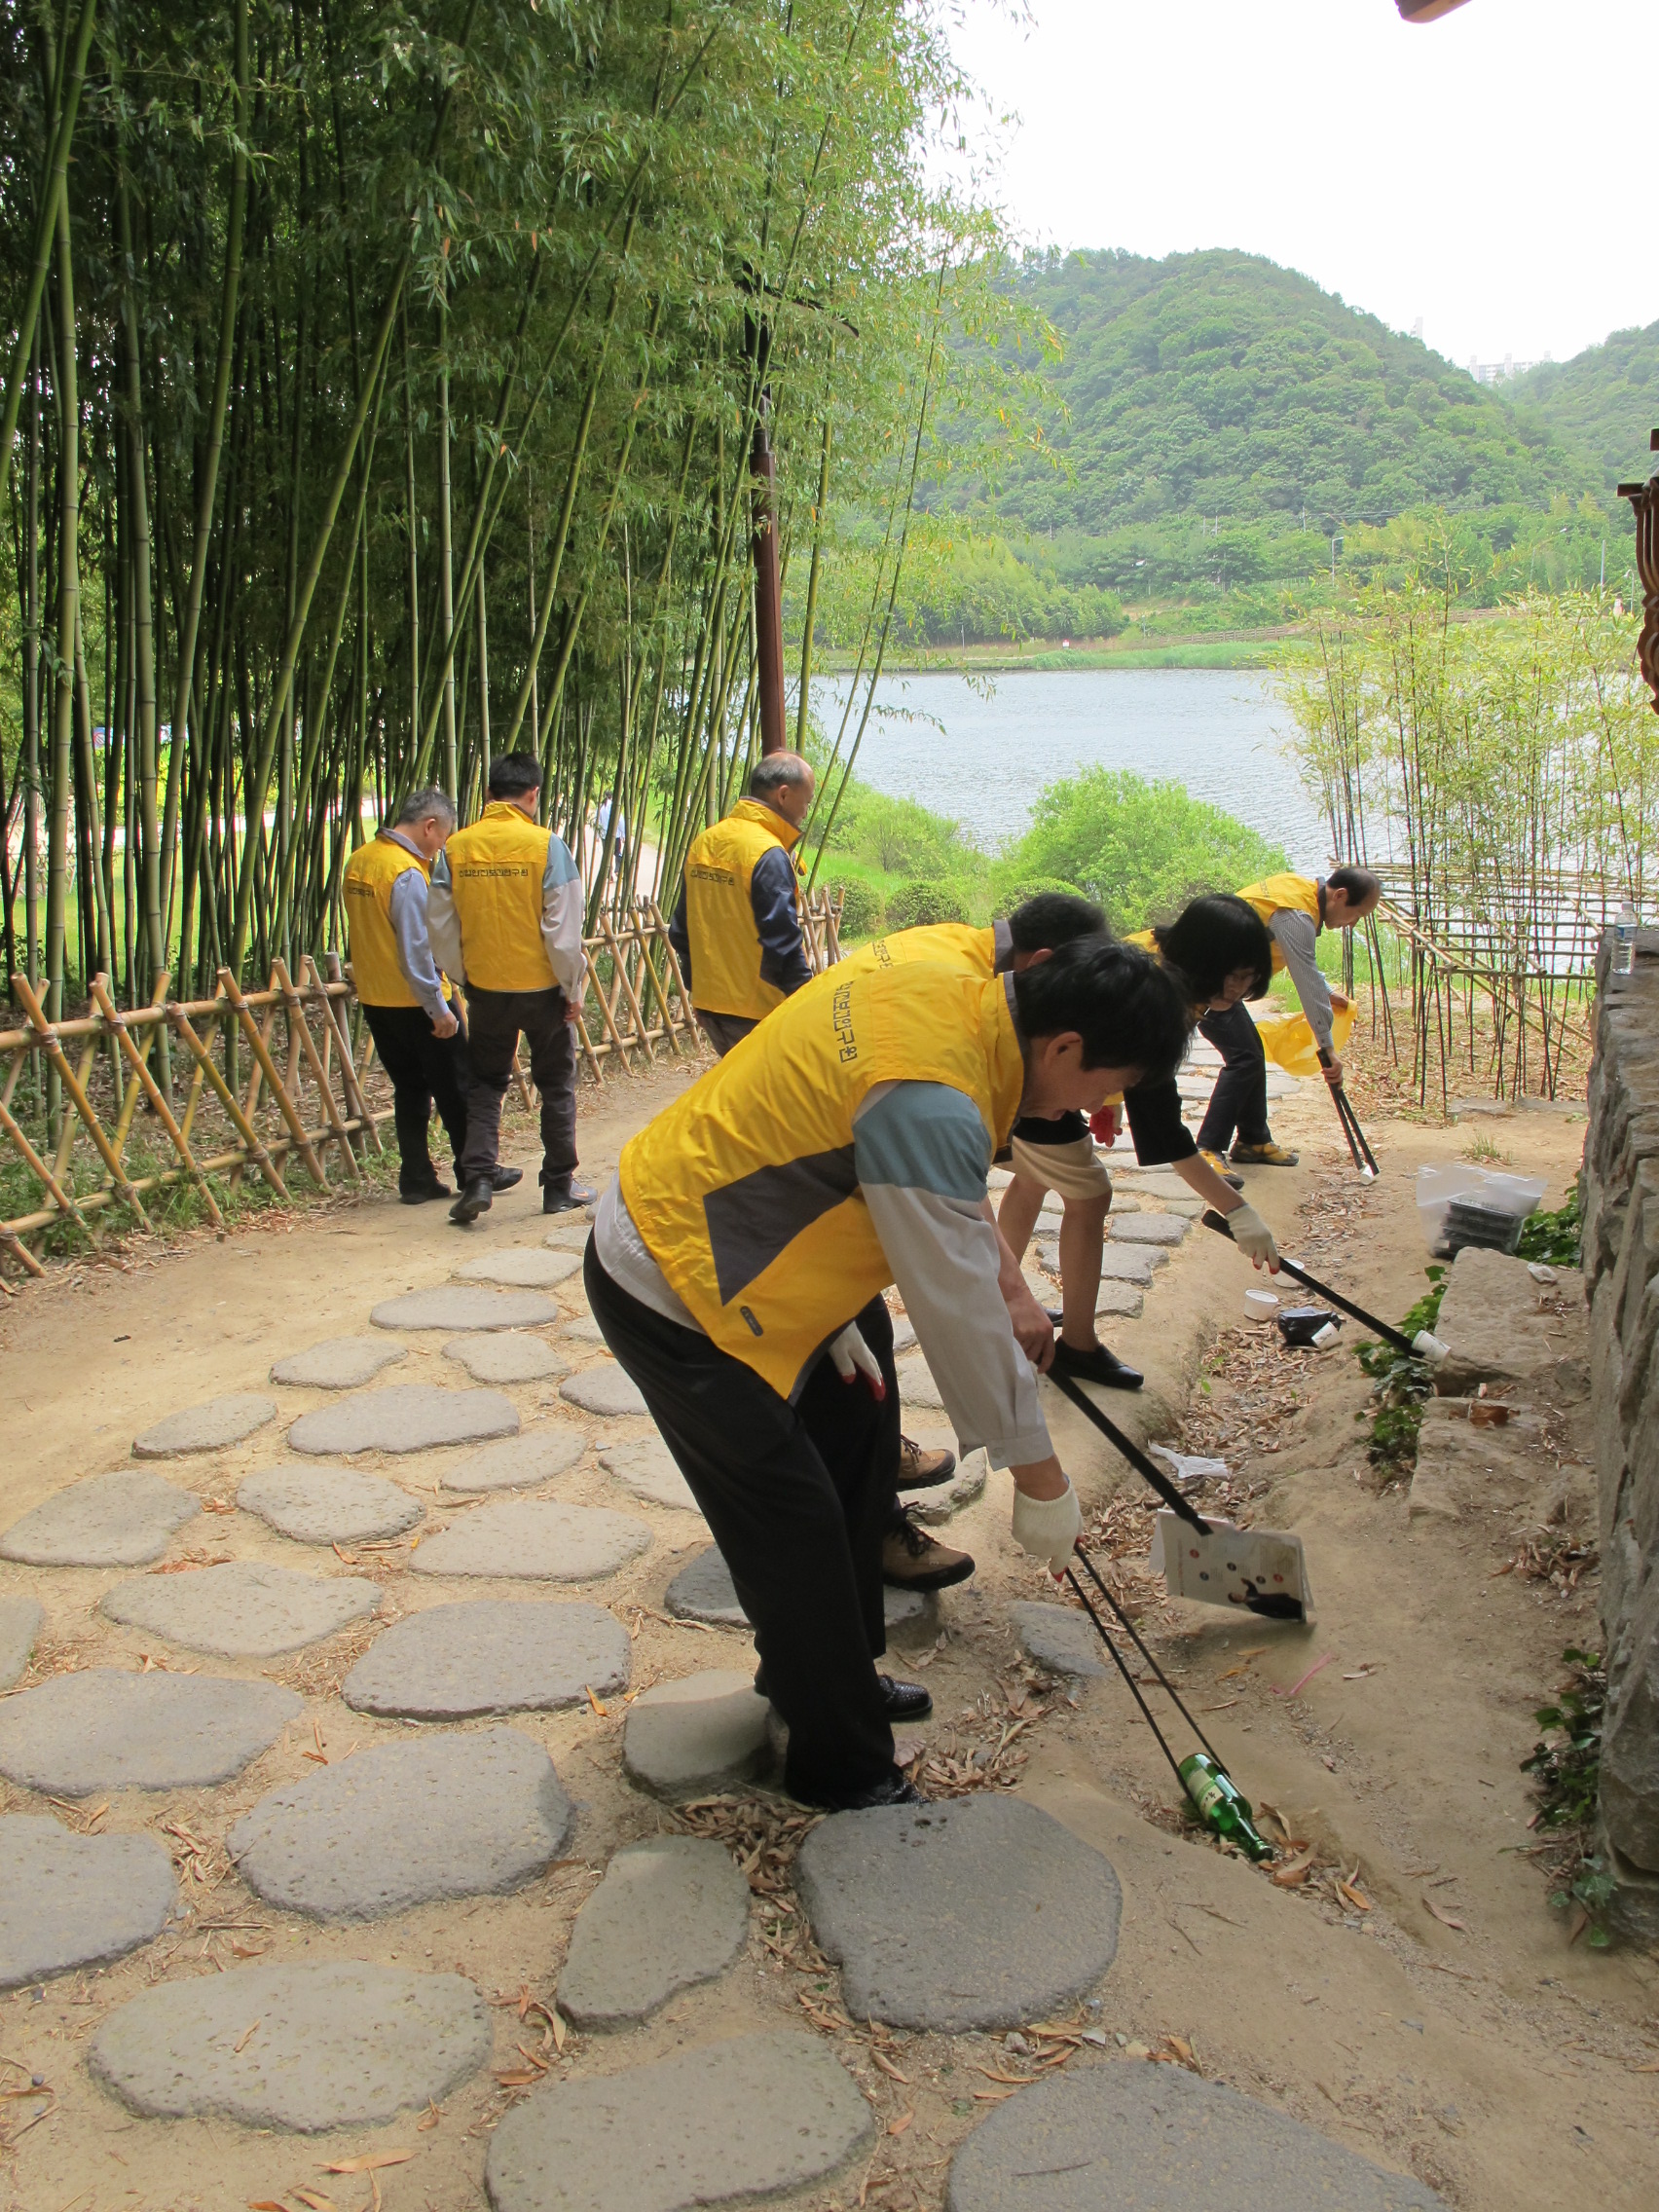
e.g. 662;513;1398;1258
1582;927;1659;1923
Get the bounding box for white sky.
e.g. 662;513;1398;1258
940;0;1655;371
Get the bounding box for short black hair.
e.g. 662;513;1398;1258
488;751;542;801
1006;891;1108;955
1012;936;1193;1082
1153;894;1273;1003
1326;865;1381;908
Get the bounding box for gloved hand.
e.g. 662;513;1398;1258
1226;1200;1279;1272
829;1322;887;1399
1012;1479;1082;1573
1088;1102;1119;1147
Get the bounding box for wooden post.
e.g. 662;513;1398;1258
752;397;787;757
1617;431;1659;716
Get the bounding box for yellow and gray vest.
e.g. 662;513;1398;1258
681;798;805;1021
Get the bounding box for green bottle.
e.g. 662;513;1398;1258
1178;1751;1272;1862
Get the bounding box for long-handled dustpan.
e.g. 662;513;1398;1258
1045;1367;1313;1623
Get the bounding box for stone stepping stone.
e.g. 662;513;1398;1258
890;1312;917;1355
343;1598;630;1718
1109;1212;1190;1247
438;1427;586;1493
411;1498;649;1581
1094;1281;1145;1320
288;1382;519;1456
909;1449;988;1527
131;1393;276;1458
101;1561;382;1659
796;1795;1121;2031
236;1465;423;1546
91;1960;489;2134
560;1362;648;1417
443;1333;569;1383
269;1337;406;1390
0;1669;300;1795
228;1726;571;1920
486;2032;871;2212
894;1356;945;1413
947;2059;1447;2211
1100;1244;1162;1284
0;1815;178;1990
0;1471;201;1567
1153;1193;1204;1217
622;1669;773;1797
371;1285;561;1332
559;1837;750;2028
454;1246;581;1290
561;1314;608;1345
1012;1600;1108;1679
600;1439;702;1513
543;1222;592;1253
664;1545;922;1633
1132;1172;1200;1202
0;1595;42;1688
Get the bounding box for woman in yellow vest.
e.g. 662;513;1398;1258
343;787;515;1205
667;752;815;1057
1201;867;1381;1171
586;937;1194;1811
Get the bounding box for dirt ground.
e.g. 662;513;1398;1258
1;1046;1655;2212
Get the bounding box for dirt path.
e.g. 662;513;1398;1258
0;1054;1654;2211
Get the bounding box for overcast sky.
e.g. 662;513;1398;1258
941;0;1653;371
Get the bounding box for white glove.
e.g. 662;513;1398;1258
1012;1480;1082;1573
1227;1201;1278;1271
829;1322;887;1399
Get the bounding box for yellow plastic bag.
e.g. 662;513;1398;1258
1253;996;1355;1078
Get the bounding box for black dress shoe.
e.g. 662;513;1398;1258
876;1673;933;1721
542;1177;598;1215
1051;1336;1144;1390
491;1165;524;1193
449;1176;494;1226
829;1774;927;1811
399;1178;452;1204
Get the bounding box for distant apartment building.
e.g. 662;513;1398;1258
1466;352;1552;386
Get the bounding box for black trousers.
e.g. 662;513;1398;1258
1196;999;1272;1154
584;1240;901;1807
362;1002;472;1191
696;1009;757;1059
461;984;578;1187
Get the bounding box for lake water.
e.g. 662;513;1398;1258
810;667;1330;868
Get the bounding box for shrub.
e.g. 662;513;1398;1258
985;866;1089;918
824;786;972;880
885;876;977;930
823;875;885;940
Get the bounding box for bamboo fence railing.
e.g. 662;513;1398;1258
0;888;844;1287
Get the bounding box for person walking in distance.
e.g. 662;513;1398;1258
668;751;815;1059
342;787;519;1207
1197;866;1382;1173
428;752;594;1225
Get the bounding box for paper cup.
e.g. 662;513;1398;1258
1244;1289;1279;1324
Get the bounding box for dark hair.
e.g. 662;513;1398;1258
1012;937;1193;1082
487;751;542;801
1152;894;1273;1003
1006;891;1108;955
1326;865;1381;908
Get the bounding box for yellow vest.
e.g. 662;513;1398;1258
344;833;427;1009
1235;873;1321;976
682;798;804;1021
444;801;558;993
845;922;996;980
620;959;1025;1399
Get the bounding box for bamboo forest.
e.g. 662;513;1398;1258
0;0;1001;1028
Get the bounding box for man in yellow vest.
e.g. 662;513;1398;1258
668;751;814;1057
427;752;592;1225
1198;866;1381;1171
343;788;519;1206
584;936;1194;1809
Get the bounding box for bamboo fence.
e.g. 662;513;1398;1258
0;888;843;1286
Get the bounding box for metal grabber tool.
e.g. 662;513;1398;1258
1317;1046;1379;1179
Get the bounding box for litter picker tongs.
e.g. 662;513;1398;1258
1199;1210;1414;1353
1317;1047;1379;1179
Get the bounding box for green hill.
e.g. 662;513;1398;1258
1510;319;1659;497
977;248;1601;535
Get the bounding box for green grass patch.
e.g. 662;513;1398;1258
1352;1267;1447;1474
1522;1647;1612;1948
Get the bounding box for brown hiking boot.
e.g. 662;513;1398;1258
898;1435;957;1489
882;1508;975;1592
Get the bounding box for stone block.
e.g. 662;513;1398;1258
1408;1402;1548;1524
454;1247;582;1290
131;1393;276;1456
443;1333;569;1383
1012;1601;1108;1679
288;1382;519;1456
910;1450;988;1527
1433;1246;1589;1399
439;1427;586;1493
622;1669;772;1797
1093;1280;1144;1320
100;1560;382;1659
343;1598;631;1717
557;1836;749;2027
270;1338;406;1389
1108;1213;1189;1247
0;1472;199;1568
371;1285;562;1332
664;1545;749;1626
0;1595;42;1688
411;1497;650;1581
0;1816;179;1989
1602;1566;1659;1874
1100;1243;1163;1282
0;1669;300;1794
560;1363;649;1417
600;1439;702;1513
237;1465;422;1545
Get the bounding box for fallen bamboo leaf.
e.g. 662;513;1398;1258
1276;1654;1334;1700
294;2193;339;2211
1272;1849;1316;1887
234;2019;261;2053
972;2086;1015;2102
496;2070;542;2087
1423;1897;1467;1932
317;2153;412;2175
888;2111;913;2136
871;2050;909;2083
247;2200;288;2210
417;2100;443;2131
1338;1880;1372;1913
230;1940;268;1959
585;1684;608;1718
971;2066;1036;2086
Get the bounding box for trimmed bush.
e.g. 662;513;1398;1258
885;876;977;930
824;875;885;940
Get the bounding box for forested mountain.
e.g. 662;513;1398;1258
973;249;1600;535
1510;320;1659;497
